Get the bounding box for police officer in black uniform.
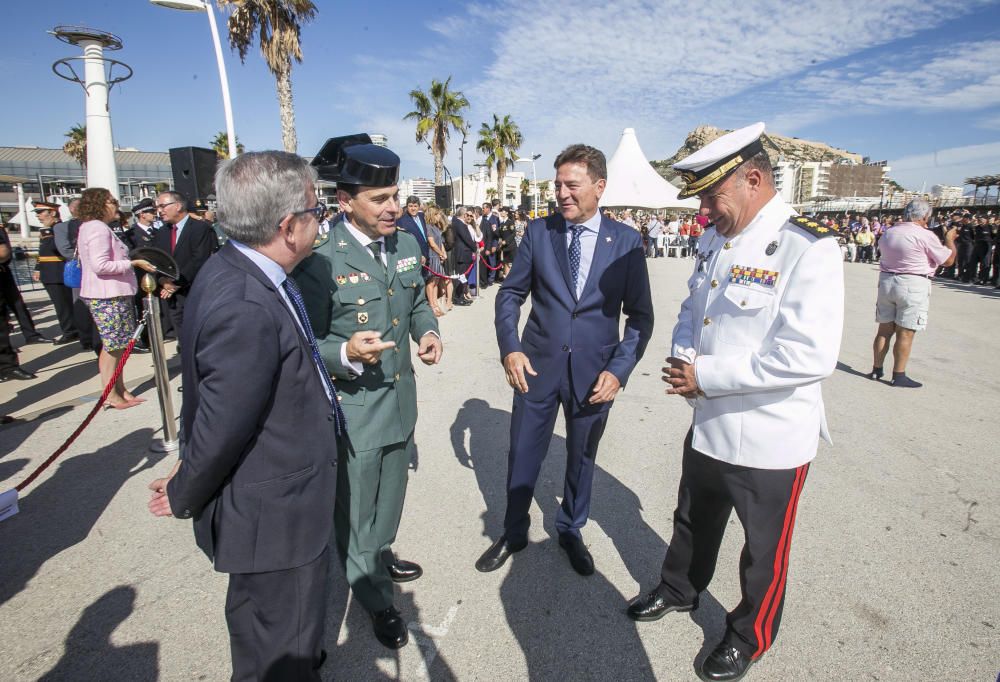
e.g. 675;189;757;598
971;216;993;284
0;230;36;382
956;213;977;282
0;222;51;345
32;201;79;344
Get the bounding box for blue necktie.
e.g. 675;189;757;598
569;225;585;294
414;215;425;239
282;277;347;436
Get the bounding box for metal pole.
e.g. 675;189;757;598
475;245;481;299
81;39;120;197
142;273;179;453
531;158;537;217
205;3;238;158
16;183;30;239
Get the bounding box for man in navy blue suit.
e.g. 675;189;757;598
476;144;654;575
396;195;430;264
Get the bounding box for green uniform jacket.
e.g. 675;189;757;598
293;220;439;453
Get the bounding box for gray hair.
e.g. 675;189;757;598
215;151;317;247
902;197;932;222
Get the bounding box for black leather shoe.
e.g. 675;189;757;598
387;558;423;583
131;345;151;354
558;534;594;576
1;367;36;381
24;335;53;344
627;590;698;622
371;606;408;649
475;535;526;572
53;334;79;346
698;642;755;681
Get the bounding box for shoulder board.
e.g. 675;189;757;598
787;215;838;238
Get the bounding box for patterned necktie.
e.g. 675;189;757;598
568;225;585;293
368;241;386;273
281;277;346;436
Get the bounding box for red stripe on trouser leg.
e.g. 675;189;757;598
762;462;809;653
751;464;806;659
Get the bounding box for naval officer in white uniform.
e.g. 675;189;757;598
626;122;844;682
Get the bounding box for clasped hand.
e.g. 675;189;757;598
663;356;701;398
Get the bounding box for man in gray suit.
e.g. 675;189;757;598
148;151;345;681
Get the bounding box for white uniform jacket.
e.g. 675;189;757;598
671;195;844;469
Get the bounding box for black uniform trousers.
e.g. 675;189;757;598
225;546;329;682
0;268;42;341
972;240;992;282
43;283;77;337
0;286;17;372
658;431;809;660
956;240;976;281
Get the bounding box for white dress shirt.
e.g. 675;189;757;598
565;209;602;298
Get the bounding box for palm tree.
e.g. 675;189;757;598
211;131;246;158
476;114;522;199
404;77;469;186
63;124;87;168
519;177;531;205
537;180;551;202
217;0;317;153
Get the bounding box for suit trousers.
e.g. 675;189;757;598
226;546;329;682
335;435;411;612
164;293;188;345
504;361;611;544
43;283;77;337
71;288;101;351
0;295;16;371
658;431;809;660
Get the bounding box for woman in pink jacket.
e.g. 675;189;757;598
77;187;156;409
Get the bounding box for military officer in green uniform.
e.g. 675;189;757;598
294;135;442;650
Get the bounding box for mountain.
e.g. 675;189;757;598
651;125;864;184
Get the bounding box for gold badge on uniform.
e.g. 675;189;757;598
336;275;347;285
357;312;369;324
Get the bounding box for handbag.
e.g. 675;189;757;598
63;247;82;288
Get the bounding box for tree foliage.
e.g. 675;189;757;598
404;77;469;186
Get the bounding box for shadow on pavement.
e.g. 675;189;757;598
935;278;1000;299
0;405;73;459
0;427;162;607
835;361;874;380
1;359;97;416
37;586;158;681
452;397;729;678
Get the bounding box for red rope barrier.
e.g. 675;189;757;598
478;255;503;271
422;260;476;279
14;331;141;493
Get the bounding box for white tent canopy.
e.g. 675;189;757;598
600;128;700;210
6;198;71;228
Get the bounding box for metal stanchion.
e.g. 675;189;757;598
142;273;179;453
475;246;482;300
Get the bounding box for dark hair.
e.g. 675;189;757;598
406;195;420;206
337;183;360;197
738;151;774;184
554;144;607;181
78;187;114;222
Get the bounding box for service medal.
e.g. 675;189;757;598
357;312;368;324
349;273;359;284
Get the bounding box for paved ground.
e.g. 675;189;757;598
1;257;997;681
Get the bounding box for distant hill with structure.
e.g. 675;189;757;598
651;125;863;184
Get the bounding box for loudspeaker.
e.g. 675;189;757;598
169;147;218;202
434;185;453;209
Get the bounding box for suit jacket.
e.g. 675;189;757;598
452;217;478;266
481;214;500;250
127;223;159;250
293;221;439;453
153;216;218;292
167;242;338;574
496;212;654;405
397;212;430;261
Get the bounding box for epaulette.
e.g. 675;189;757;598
312;232;330;249
787;214;838;238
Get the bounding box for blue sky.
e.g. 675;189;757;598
2;0;999;191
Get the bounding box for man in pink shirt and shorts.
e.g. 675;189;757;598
870;198;957;387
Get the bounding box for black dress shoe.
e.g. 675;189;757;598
627;590;698;622
475;535;526;572
387;558;422;583
698;642;755;682
131;345;151;354
371;606;408;649
558;534;594;576
24;335;53;344
1;367;36;381
53;334;79;346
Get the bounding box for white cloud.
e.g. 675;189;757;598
428;0;995;168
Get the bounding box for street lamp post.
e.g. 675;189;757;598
459;128;467;207
150;0;237;158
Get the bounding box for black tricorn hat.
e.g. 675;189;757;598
129;247;179;281
311;134;400;187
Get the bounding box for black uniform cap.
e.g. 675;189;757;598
311;134;400;187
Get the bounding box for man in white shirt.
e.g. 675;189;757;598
627;123;844;682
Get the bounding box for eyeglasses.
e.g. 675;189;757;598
294;203;326;220
155;201;178;209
